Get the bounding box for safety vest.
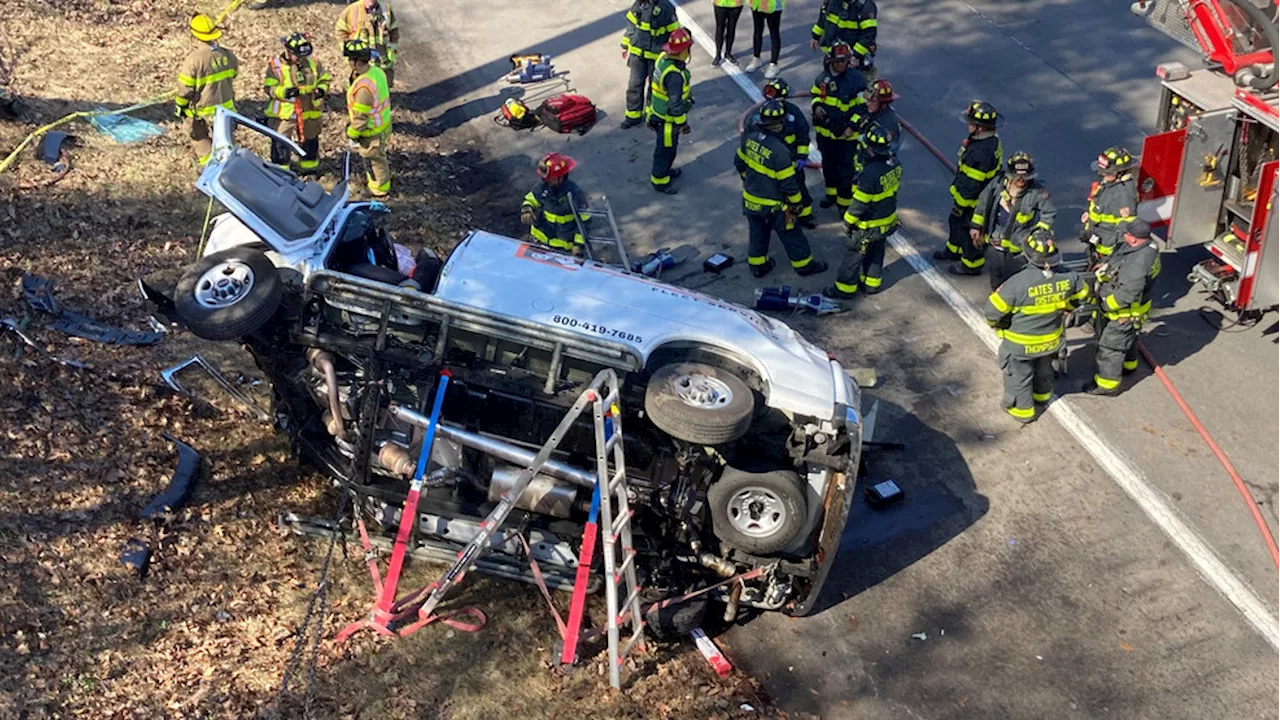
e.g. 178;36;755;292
264;57;329;120
347;66;391;137
647;55;691;123
750;0;784;11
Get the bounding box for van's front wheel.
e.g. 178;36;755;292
643;362;754;445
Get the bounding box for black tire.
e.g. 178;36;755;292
708;466;807;555
644;596;709;641
643;362;754;445
175;247;282;341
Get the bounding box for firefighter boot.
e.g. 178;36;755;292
795;259;828;277
750;257;776;278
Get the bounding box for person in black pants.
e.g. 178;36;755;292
712;0;744;67
744;0;784;79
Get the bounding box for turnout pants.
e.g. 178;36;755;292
354;130;392;196
834;227;890;294
815;136;855;209
946;205;987;271
1000;346;1054;422
625;56;655;121
747;209;815;269
796;176;814;219
651;120;681;188
270;117;321;173
987;249;1026;291
186;116;213;165
1094;315;1141;392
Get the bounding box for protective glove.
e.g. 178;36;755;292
313;87;326;100
680;123;691;135
283;87;300;100
795;159;807;170
174;103;187;119
520;209;534;225
950;204;965;217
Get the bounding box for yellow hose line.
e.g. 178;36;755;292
0;0;248;177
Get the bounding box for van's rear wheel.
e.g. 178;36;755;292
175;247;282;341
709;466;807;554
643;363;754;445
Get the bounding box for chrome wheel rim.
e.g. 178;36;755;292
194;261;255;309
726;487;786;538
672;373;734;409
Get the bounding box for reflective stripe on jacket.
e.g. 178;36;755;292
335;1;400;64
1087;175;1138;255
1099;241;1160;320
734;129;802;212
176;45;239;117
745;100;811;160
647;54;692;123
622;0;681;59
521;180;590;249
971;179;1056;253
346;66;391;138
264;56;331;120
811;0;877;56
985;267;1090;357
810;68;866;141
844;155;900;231
948;133;1001;208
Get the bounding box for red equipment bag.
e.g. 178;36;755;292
535;94;597;135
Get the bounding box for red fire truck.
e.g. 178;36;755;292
1135;0;1277;318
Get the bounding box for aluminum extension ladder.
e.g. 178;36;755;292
568;193;631;270
411;370;646;687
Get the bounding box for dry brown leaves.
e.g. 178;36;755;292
0;1;785;717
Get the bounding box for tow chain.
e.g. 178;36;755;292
271;362;385;718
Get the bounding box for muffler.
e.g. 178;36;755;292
487;465;586;519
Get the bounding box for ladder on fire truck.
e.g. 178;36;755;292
411;369;646;689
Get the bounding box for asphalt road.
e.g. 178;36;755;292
392;0;1278;716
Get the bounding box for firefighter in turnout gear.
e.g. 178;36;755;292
810;0;878;79
934;101;1002;272
967;151;1057;290
810;41;866;213
646;29;694;194
520;153;591;253
984;230;1089;423
621;0;682;129
1085;219;1161;396
825;122;899;299
264;33;330;174
334;0;399;88
344;39;392;197
175;14;239;165
734;100;828;279
853;78;899;174
1082;146;1139;265
752;78;816;227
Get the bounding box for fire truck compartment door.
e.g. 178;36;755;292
1168;108;1237;249
1138;127;1186;225
1249;166;1279;311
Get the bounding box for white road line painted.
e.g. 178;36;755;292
671;0;1280;648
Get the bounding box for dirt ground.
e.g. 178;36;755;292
0;2;791;717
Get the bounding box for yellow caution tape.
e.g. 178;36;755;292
0;0;247;177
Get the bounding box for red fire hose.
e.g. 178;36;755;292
899;115;1279;566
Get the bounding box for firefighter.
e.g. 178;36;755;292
646;28;694;194
334;0;399;88
1082;146;1140;266
810;41;866;214
853;78;899;175
175;14;239;165
344;39;392;197
734;99;828;279
620;0;681;129
968;151;1056;290
264;33;330;174
984;229;1089;423
824;121;899;299
809;0;878;80
757;78;816;228
520;153;591;254
934;101;1003;273
1085;219;1161;396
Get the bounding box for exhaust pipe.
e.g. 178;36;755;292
487;465;586;518
389;405;597;489
306;349;346;439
